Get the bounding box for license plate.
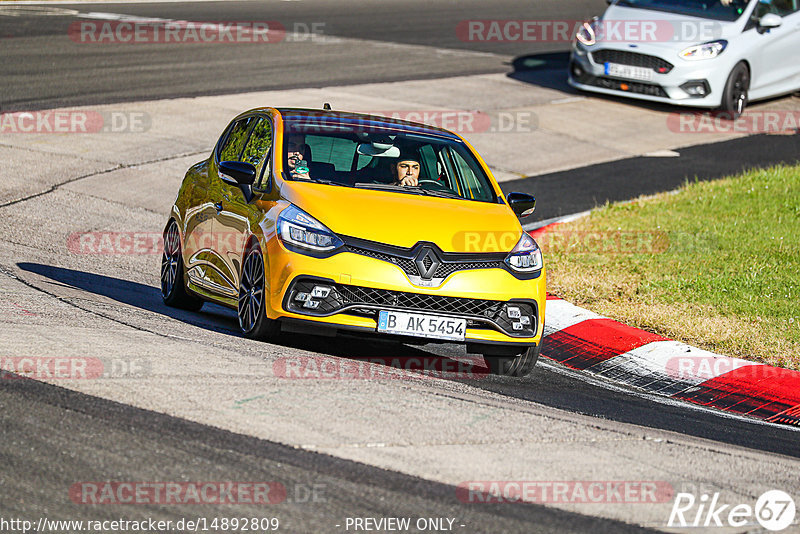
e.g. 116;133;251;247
604;62;653;82
377;310;466;341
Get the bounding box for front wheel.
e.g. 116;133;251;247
238;241;279;340
719;62;749;119
161;220;203;311
484;343;541;377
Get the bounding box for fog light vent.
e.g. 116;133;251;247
680;80;711;98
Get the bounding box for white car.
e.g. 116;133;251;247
568;0;800;117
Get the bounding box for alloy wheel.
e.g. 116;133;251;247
238;248;265;333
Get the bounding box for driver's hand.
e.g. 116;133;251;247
397;175;418;187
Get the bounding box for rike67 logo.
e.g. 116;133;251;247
668;490;796;531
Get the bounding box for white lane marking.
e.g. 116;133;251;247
642;149;680;157
542;299;604;334
2;0;230;4
523;210;591;231
550;96;585;105
0;5;78;15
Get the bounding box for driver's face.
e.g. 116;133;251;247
395;160;420;184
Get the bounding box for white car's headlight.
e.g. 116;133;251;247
505;232;543;272
277;204;343;253
679;40;728;60
576;17;599;47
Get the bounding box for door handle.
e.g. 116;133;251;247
214;202;223;213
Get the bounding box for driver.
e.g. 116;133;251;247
392;150;421;187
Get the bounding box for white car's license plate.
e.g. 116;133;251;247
377;310;466;341
604;62;653;82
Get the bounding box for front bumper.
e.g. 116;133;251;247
264;239;546;348
569;43;728;108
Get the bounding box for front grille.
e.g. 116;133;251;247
345;243;505;280
335;283;503;317
285;279;537;337
345;246;418;275
589;77;669;98
591;49;674;73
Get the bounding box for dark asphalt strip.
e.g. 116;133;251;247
502;133;800;222
0;376;655;533
450;363;800;460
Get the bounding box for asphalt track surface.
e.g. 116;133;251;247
2;1;800;532
0;0;603;111
1;376;652;533
508;133;800;221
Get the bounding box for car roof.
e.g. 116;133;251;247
272;107;462;141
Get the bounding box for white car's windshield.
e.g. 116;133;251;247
615;0;751;21
281;115;499;203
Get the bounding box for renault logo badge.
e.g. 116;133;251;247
414;246;441;280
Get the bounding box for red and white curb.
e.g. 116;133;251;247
524;218;800;427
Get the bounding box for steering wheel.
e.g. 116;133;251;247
417;179;451;191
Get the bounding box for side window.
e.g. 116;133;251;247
419;145;439;181
448;147;493;202
755;0;797;17
240;117;273;190
218;117;255;162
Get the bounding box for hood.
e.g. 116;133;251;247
598;4;742;51
280;182;524;253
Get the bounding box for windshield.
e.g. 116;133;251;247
281;117;499;203
615;0;751;21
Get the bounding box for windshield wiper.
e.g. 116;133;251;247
415;188;463;199
354;182;465;199
353;183;426;195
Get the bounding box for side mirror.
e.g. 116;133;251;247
507;192;536;218
759;13;783;30
219;161;256;186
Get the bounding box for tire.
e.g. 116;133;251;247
161;220;204;311
484;342;541;377
238;241;279;340
719;62;749;120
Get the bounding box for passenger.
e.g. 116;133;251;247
392;151;421;186
285;134;311;180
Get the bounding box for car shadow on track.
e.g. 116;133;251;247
17;262;244;336
15;262;486;377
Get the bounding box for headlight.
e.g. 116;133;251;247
576;17;599;46
679;40;727;61
277;204;343;253
505;232;543;272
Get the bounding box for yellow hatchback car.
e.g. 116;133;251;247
162;108;545;376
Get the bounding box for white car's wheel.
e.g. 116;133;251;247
719;62;749;119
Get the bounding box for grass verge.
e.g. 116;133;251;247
541;163;800;370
